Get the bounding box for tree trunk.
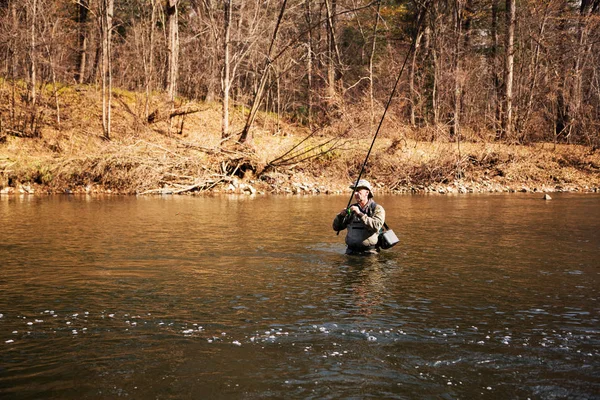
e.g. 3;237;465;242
452;0;464;141
409;29;423;127
503;0;516;141
46;22;61;128
276;69;281;133
370;0;381;130
518;2;550;138
570;0;596;139
428;5;440;126
491;0;502;138
460;0;474;126
305;0;313;126
166;0;179;102
555;0;570;143
76;0;89;84
239;0;288;143
101;0;114;140
221;0;232;139
144;0;158;119
166;0;180;135
198;0;219;103
29;0;37;106
324;0;341;99
10;1;17;123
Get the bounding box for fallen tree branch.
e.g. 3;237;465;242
138;175;235;195
147;106;204;124
177;141;248;156
5;128;37;138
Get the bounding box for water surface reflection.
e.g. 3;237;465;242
0;193;598;399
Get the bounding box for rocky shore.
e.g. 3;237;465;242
3;173;597;197
213;179;599;197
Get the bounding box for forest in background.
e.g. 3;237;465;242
0;0;599;195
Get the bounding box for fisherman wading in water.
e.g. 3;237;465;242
332;179;385;255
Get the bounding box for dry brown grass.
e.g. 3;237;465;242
1;81;599;195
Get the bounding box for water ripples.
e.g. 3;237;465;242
1;194;599;398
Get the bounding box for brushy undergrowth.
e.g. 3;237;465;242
1;82;599;195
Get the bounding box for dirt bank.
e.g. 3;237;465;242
1;85;599;196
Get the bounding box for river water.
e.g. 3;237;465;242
0;193;598;399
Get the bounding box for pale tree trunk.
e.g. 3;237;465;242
45;21;61;128
76;0;89;84
221;0;232;139
166;0;180;135
571;0;597;139
555;0;570;144
452;0;464;143
276;70;281;133
503;0;516;140
324;0;342;99
428;6;440;126
101;0;114;140
305;0;313;126
518;2;550;137
432;46;439;126
166;0;179;102
239;0;288;143
144;0;158;118
369;0;381;131
460;0;473;125
196;0;219;103
452;0;466;177
10;1;17;123
409;28;423;127
28;0;37;106
491;0;502;138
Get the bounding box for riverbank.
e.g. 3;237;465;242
1;85;599;196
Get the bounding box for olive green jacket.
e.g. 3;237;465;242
332;200;385;249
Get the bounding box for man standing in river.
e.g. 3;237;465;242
333;179;385;255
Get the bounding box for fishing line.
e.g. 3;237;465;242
344;0;430;210
338;0;430;233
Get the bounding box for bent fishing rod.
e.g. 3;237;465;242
338;1;430;233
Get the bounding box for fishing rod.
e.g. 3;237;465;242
339;0;430;227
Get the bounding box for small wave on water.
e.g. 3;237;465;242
1;296;598;399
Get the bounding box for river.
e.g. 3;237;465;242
0;193;599;399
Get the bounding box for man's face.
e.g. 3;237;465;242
354;188;370;204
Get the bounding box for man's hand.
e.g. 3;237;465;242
349;205;364;217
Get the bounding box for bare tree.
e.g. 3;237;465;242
490;0;502;137
221;0;232;139
304;0;314;126
100;0;114;139
7;1;19;123
0;0;598;148
239;0;288;144
451;0;464;141
166;0;179;102
571;0;599;141
143;0;159;118
516;1;551;138
325;0;342;100
27;0;37;106
76;0;89;84
369;0;382;130
502;0;515;140
427;1;445;126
